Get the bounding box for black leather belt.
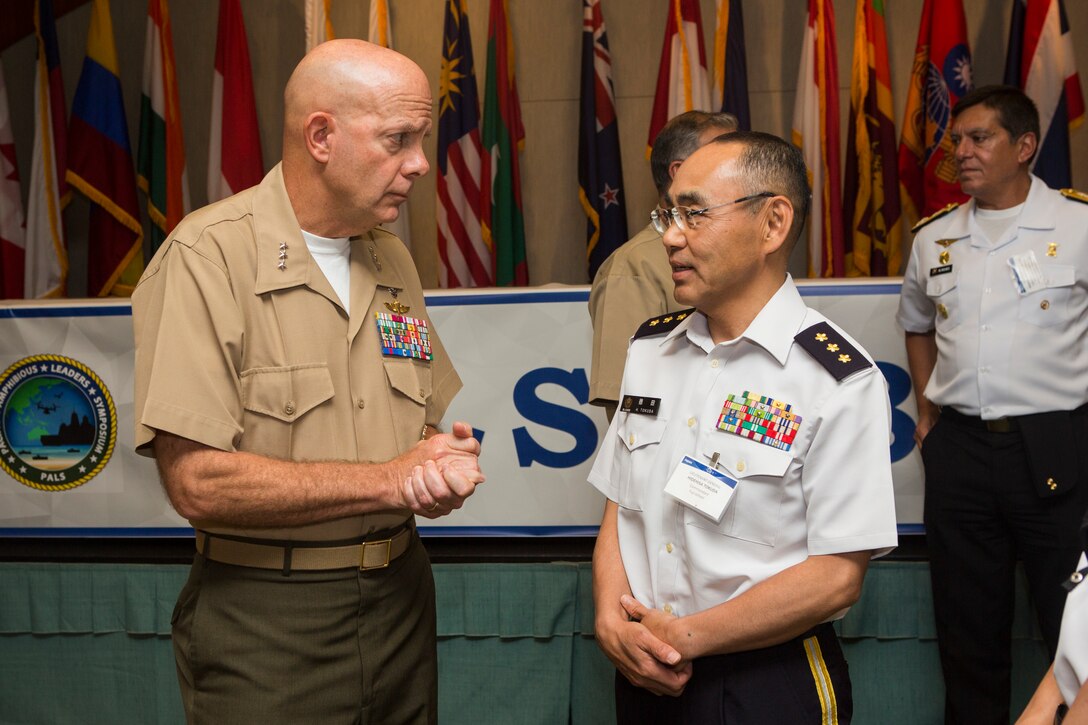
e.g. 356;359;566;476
940;407;1019;433
195;521;414;574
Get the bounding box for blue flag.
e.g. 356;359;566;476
714;0;751;130
579;0;628;281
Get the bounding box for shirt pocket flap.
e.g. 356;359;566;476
925;274;957;297
1044;264;1075;288
241;364;334;422
618;415;669;452
383;358;432;405
705;439;792;480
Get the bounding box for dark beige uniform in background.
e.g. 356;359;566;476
587;224;682;407
133;164;460;723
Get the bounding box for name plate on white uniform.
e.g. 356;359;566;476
664;455;738;523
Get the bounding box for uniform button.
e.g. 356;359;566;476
980;325;990;332
711;359;720;368
1040;300;1050;310
666;542;673;553
663;604;673;615
687;417;696;427
357;398;365;409
419;387;426;397
736;460;746;472
936;303;949;319
629;434;636;446
984;287;992;294
284;401;296;416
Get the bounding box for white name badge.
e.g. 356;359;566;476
664;455;738;523
1008;251;1046;295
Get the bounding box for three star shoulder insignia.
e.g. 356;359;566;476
1060;188;1088;205
794;322;872;381
633;308;696;339
911;202;960;233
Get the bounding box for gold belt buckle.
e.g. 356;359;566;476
360;538;392;570
986;418;1012;433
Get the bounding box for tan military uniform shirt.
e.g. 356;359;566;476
588;224;683;406
133;163;461;540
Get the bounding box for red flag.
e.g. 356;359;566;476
647;0;712;157
208;0;263;202
791;0;844;277
897;0;972;224
0;65;26;299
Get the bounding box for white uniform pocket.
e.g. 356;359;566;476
1017;264;1074;328
685;439;792;546
613;413;669;512
926;273;962;331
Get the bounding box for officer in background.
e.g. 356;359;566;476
588;111;737;420
898;85;1088;725
590;131;898;723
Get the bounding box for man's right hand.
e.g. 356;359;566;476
594;611;692;697
398;420;484;516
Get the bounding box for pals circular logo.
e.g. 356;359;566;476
0;355;117;492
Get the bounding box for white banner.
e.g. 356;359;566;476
0;281;923;537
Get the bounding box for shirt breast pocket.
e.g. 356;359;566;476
926;273;962;331
685;440;792;547
240;364;335;452
1017;264;1075;328
614;414;669;512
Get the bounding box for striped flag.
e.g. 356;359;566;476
304;0;334;52
25;0;69;298
712;0;750;130
792;0;844;277
482;0;528;286
436;0;490;288
843;0;901;276
1004;0;1084;189
138;0;190;254
208;0;263;203
0;65;26;299
368;0;412;251
647;0;712;156
897;0;972;224
580;0;628;281
68;0;144;297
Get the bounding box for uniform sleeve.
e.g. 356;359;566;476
588;259;670;405
897;234;936;334
133;241;246;456
800;367;899;558
587;409;622;501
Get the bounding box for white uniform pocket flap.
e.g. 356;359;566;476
618;415;669;452
241;364;334;422
1044;264;1075;288
925;274;957;297
704;439;792;480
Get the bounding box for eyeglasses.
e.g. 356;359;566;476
650;191;776;234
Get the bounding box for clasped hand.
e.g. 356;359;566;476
402;421;485;518
597;593;692;697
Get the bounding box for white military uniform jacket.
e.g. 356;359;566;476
588;277;898;619
897;176;1088;418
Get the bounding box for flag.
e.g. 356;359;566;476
436;0;490;288
580;0;628;281
843;0;901;277
791;0;844;278
897;0;972;224
25;0;68;298
712;0;750;130
138;0;190;255
482;0;528;286
304;0;334;52
368;0;412;251
647;0;713;156
208;0;263;203
68;0;143;297
1004;0;1084;189
0;65;26;299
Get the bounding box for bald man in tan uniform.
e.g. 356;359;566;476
133;40;482;724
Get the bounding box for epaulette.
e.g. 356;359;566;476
911;203;959;233
794;322;872;381
1060;188;1088;205
633;309;696;340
